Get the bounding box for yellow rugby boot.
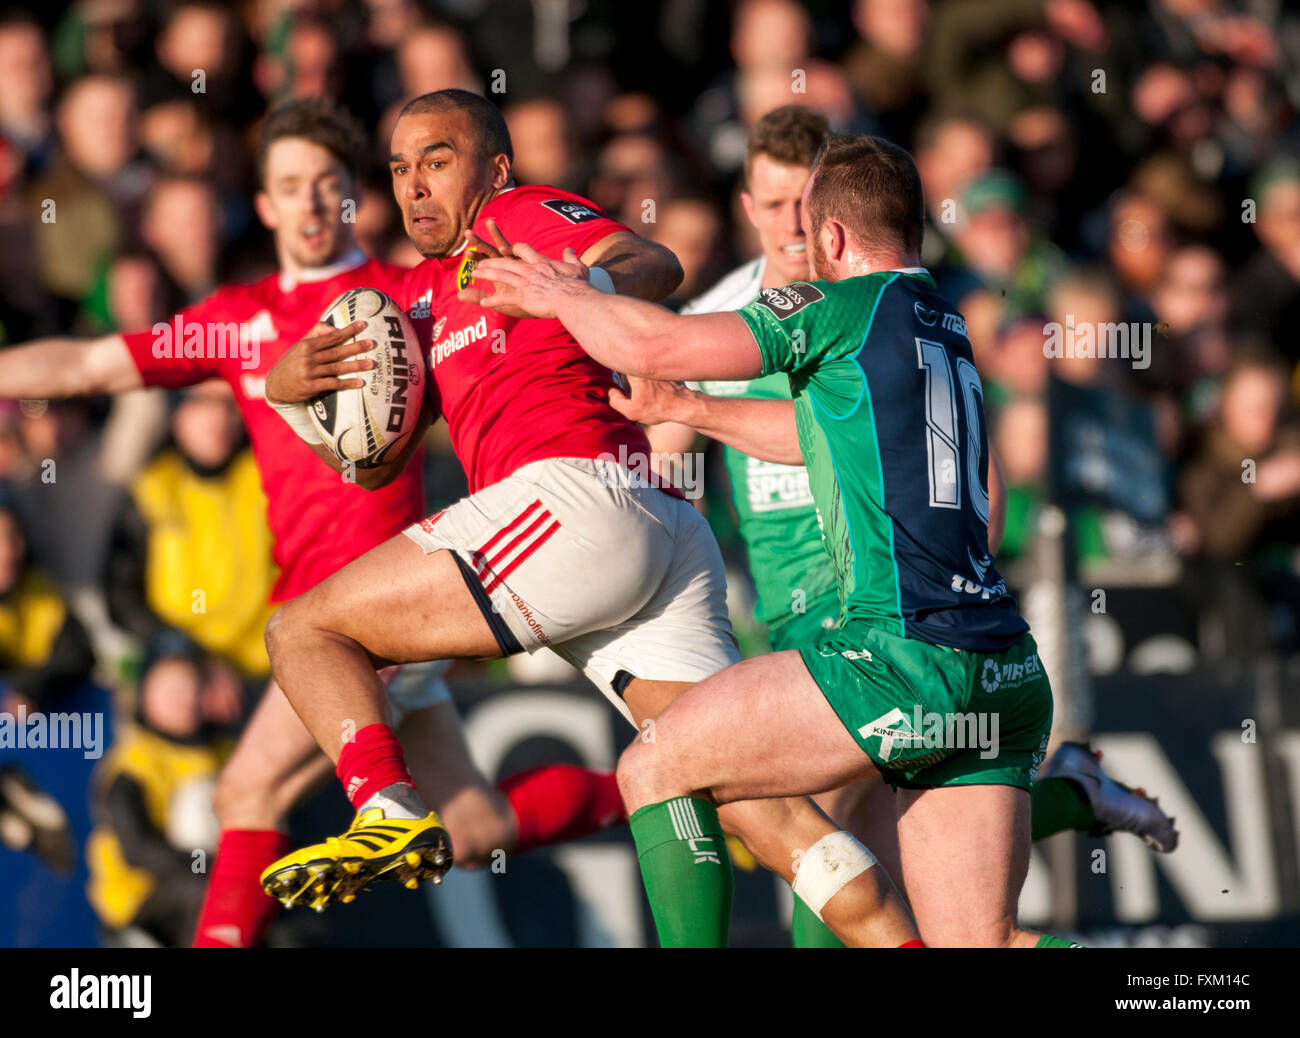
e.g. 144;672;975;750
260;808;453;911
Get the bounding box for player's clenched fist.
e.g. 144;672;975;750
265;320;376;403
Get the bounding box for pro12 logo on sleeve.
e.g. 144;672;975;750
755;283;825;320
541;199;604;224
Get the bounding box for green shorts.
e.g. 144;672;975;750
766;590;842;653
798;621;1052;791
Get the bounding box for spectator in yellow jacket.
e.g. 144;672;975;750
103;380;276;681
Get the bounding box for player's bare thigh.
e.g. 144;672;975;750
618;653;876;809
896;784;1037;947
275;536;499;664
213;678;334;828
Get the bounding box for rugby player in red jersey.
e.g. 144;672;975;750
261;90;918;947
0;99;628;947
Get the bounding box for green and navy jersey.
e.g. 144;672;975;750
737;270;1028;651
682;259;838;624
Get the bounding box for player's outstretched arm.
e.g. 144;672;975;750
0;334;143;398
612;376;802;465
473;245;763;382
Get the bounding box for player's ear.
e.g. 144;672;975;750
254;190;279;232
739;191;757;228
825;218;847;263
490;153;511;191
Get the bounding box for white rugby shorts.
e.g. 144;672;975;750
402;457;739;723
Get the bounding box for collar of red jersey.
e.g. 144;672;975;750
279;247;367;292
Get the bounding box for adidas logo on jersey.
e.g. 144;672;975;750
409;292;433;320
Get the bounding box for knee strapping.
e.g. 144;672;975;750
791;830;878;920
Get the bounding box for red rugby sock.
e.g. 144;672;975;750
191;829;291;948
336;723;415;810
499;764;627;854
898;939;926;948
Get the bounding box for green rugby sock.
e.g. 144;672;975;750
1030;777;1096;841
1036;934;1083;948
629;796;733;947
791;895;845;948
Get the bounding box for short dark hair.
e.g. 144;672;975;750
744;105;828;187
258;97;367;187
398;89;513;164
809;134;925;258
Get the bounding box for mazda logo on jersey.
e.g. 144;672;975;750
914;301;939;326
542;198;602;223
756;283;825;320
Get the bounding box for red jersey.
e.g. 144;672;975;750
401;185;652;493
121;252;426;602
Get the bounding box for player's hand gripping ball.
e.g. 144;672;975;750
309;288;425;467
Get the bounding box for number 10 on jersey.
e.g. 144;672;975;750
916;337;990;525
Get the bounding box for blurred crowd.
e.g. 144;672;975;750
3;0;1300;939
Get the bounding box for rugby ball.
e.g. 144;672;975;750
310;288;425;468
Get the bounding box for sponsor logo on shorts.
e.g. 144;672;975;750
980;653;1042;693
418;511;446;535
507;590;552;646
857;705;1000;763
754;282;824;321
541;198;603;224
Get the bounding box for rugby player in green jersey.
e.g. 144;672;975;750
473;133;1143;947
628;108;1178;947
